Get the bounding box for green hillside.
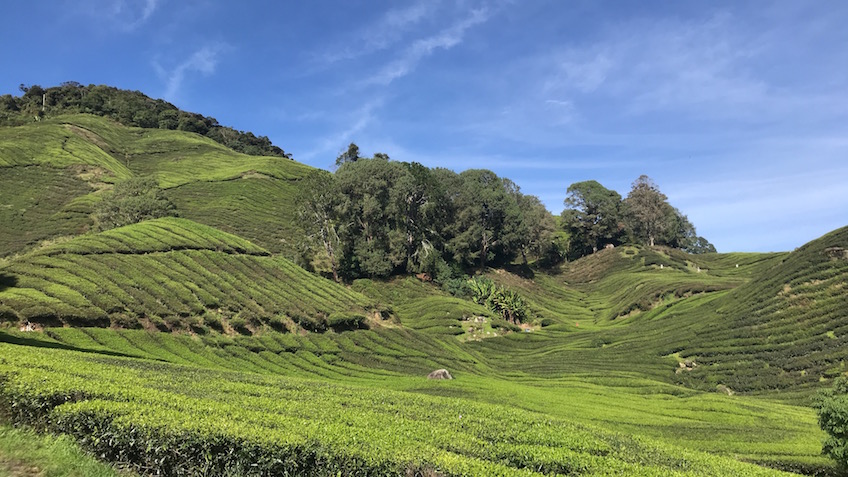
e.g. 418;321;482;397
0;114;312;258
1;95;847;476
676;226;848;397
0;217;369;330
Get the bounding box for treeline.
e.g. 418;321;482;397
297;146;555;283
0;82;291;158
562;176;715;259
300;145;715;282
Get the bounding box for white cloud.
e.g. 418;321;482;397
75;0;161;31
364;7;491;86
298;99;385;164
317;0;441;64
154;44;227;101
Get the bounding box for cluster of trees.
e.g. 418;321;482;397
94;176;176;231
300;145;716;282
562;175;715;259
297;146;555;282
1;83;291;158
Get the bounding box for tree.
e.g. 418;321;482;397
561;180;624;257
335;142;361;167
816;376;848;469
296;170;343;282
516;194;555;264
623;175;673;247
334;156;407;278
391;161;445;273
447;170;523;270
94;176;176;231
666;209;717;254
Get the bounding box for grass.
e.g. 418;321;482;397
0;424;128;477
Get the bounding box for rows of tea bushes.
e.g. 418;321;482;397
0;218;368;326
2;325;485;379
674;226;848;396
0;165;94;257
0;114;316;259
0;343;797;476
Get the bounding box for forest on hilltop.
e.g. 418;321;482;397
0;82;291;158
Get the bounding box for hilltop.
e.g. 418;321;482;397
0;93;846;476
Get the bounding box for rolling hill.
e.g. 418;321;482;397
1;102;846;476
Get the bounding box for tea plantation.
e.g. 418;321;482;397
1;114;847;476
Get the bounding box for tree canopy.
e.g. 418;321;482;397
94;176;176;231
561;175;714;259
816;377;848;469
298;146;555;281
0;83;291;158
561;180;625;258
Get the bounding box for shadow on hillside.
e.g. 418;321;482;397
0;330;146;360
503;263;535;279
0;273;16;292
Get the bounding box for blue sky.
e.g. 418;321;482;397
2;1;847;252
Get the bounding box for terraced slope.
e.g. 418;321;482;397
0;342;807;477
0;114;313;257
676;226;848;397
0;217;369;328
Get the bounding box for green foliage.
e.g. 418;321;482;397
562;180;625;257
562;176;715;259
334;142;360;166
0;343;808;477
468;277;528;324
0;218;370;327
327;312;367;331
0;424;125;477
3;83;291;158
816;377;848;469
94;176;176;230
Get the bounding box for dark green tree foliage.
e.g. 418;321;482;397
301;149;553;280
561;180;624;257
295;170;343;282
391;161;447;273
562;176;714;258
0;83;291;158
447;170;525;270
623;175;672;248
335;143;361;167
335;156;408;277
816;377;848;469
666;209;717;254
95;176;176;231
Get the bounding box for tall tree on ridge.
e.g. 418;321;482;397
623;175;672;247
561;180;624;257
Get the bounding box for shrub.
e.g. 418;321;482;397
815;376;848;469
94;176;176;231
109;314;143;330
202;315;224;332
229;317;250;335
0;304;19;323
327;313;367;332
149;315;169;332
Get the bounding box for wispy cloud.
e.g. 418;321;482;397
317;0;441;64
74;0;161;31
154;44;228;101
363;7;491;86
299;99;385;164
